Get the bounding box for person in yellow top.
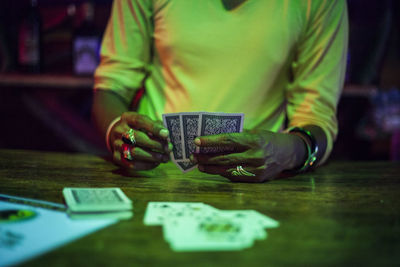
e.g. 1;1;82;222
92;0;348;182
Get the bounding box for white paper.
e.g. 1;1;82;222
0;201;117;267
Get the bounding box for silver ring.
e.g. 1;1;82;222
123;128;136;146
231;170;241;176
230;165;255;177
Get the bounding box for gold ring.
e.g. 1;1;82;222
122;128;136;146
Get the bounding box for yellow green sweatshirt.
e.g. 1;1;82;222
94;0;348;163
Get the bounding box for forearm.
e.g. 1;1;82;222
91;90;129;146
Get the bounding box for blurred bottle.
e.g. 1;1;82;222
18;0;42;73
42;4;77;73
0;23;12;72
72;1;101;76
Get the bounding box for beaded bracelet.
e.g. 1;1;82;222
287;127;319;173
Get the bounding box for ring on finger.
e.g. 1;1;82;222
122;128;136;146
122;144;133;161
229;165;255;177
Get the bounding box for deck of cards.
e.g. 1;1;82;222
144;202;279;252
163;112;244;172
63;188;133;220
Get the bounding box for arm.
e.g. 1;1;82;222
91;90;129;148
93;0;153;137
92;0;171;171
191;125;327;182
286;0;349;166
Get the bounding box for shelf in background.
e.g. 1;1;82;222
0;73;381;97
0;73;93;90
342;84;378;98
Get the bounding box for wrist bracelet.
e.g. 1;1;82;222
287;127;318;173
105;116;121;152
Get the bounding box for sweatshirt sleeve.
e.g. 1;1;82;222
286;0;349;164
94;0;153;104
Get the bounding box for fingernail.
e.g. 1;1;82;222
159;129;169;138
194;138;201;146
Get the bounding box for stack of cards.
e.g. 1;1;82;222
143;202;279;252
63;188;133;220
162;112;244;172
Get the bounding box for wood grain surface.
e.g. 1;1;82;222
0;149;399;266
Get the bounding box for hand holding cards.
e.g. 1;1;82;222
63;188;133;220
163;112;244;172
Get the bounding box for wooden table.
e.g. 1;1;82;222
0;149;399;266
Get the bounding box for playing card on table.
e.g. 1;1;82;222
62;187;132;213
143;202;218;226
143;202;279;252
215;210;279;240
163;215;254;251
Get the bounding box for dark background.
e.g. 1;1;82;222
0;0;399;160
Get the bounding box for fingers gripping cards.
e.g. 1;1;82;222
199;113;244;154
163;112;244;172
